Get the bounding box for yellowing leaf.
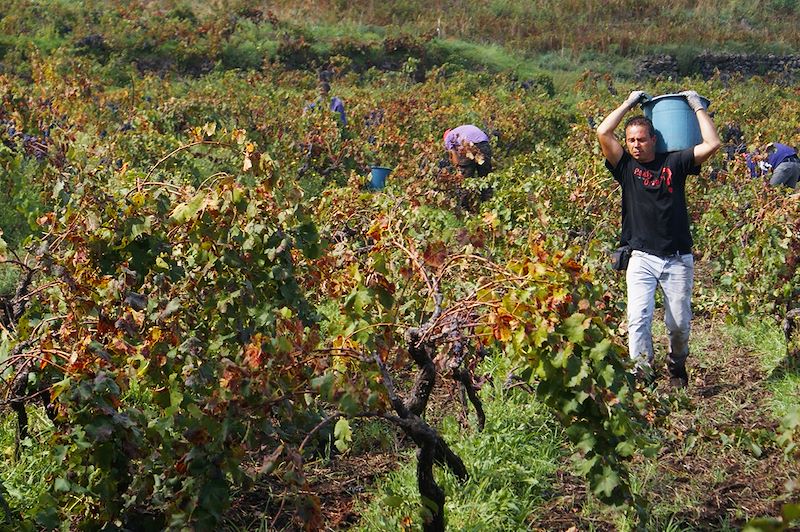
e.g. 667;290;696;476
563;313;589;343
334;418;353;452
130;309;144;327
489;311;513;342
333;335;356;351
169;192;205;223
232;129;247;145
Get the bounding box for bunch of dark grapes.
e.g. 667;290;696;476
0;119;49;160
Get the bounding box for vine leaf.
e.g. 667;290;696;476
593;466;620;499
334;418;353;452
170;193;205;223
563;312;589;343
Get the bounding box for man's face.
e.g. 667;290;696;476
625;124;657;163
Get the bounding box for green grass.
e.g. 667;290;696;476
352;354;564;531
350;418;399;454
427;38;545;80
306;21;386;42
724;319;800;417
0;263;19;297
0;406;58;521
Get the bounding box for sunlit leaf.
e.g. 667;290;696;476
334;418;353;452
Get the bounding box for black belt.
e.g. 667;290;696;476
635;249;691;258
782;155;800;164
661;250;691;258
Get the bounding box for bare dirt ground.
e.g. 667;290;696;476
227;450;402;531
530;315;800;531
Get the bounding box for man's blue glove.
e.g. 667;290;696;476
679;90;705;113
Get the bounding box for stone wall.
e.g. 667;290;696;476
636;52;800;82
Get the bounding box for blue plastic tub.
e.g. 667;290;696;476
641;94;710;153
369;166;391;190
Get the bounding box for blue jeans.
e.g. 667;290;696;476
625;250;694;369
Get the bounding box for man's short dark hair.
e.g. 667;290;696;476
624;116;656;138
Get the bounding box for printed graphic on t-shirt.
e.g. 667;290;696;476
633;166;674;193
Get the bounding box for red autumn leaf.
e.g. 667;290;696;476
243;334;264;369
422;240;448;268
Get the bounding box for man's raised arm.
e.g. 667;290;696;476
679;90;721;165
596;91;647;167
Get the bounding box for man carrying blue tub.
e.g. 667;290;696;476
596;90;721;388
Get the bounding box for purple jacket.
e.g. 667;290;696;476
444;125;489;150
746;143;797;177
305;97;347;125
766;142;796;169
330;97;346;125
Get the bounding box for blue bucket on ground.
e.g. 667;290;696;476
641;94;710;153
369;166;391;190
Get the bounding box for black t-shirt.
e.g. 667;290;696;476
605;148;700;256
